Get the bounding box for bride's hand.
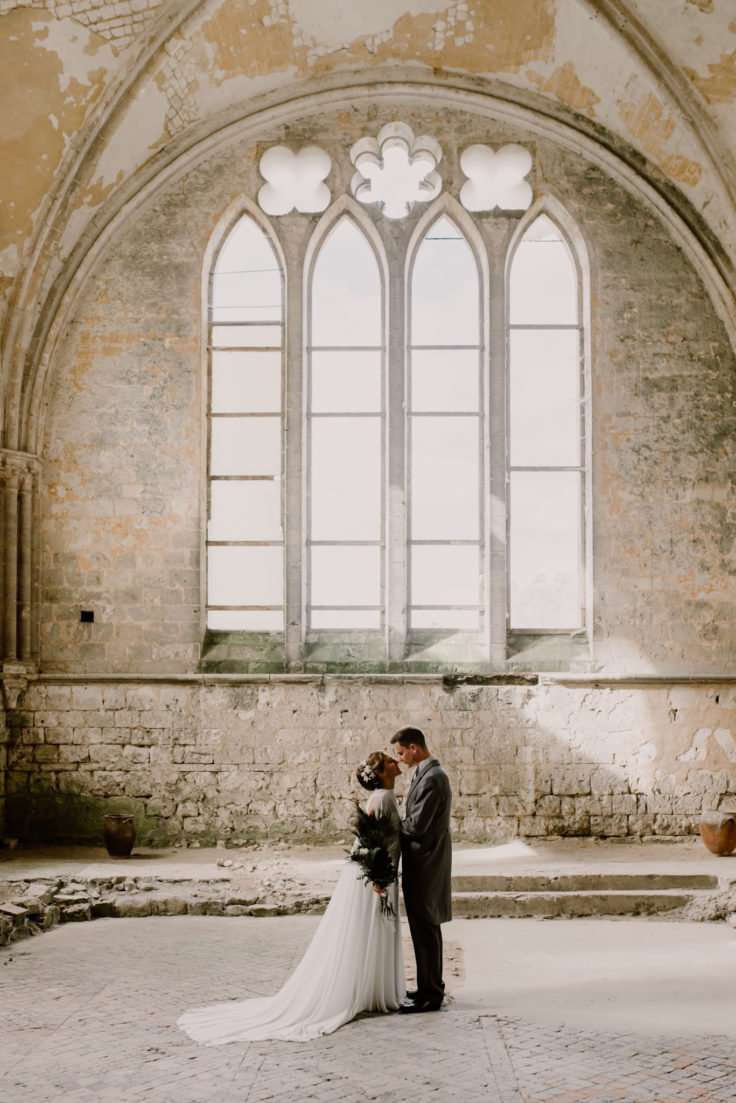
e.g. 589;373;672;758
372;885;387;898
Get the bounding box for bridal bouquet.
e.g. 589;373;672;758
349;803;397;918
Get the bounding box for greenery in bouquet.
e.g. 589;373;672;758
349;802;398;918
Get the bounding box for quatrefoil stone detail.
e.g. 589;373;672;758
257;145;332;216
459;144;533;212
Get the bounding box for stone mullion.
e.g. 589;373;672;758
386;246;407;665
283;251;304;671
488;226;510;667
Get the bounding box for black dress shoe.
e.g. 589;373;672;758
399;998;443;1014
405;989;420;1001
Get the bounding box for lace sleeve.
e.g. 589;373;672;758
368;790;401;867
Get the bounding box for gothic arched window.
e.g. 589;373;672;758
204;192;589;671
508;213;585;631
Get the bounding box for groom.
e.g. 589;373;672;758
390;726;452;1013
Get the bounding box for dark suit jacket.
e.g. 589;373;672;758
400;756;452;925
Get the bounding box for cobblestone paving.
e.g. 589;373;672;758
1;917;735;1103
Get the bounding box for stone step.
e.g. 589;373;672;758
451;889;700;918
451;872;718;893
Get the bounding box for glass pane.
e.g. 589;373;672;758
510;470;582;629
215;216;281;279
312;220;381;347
411;609;480;630
208;546;283;606
213;217;282;323
510;329;580;466
207;609;283;630
311;350;382;413
509;216;577;325
311;417;381;540
411;417;479;540
211;272;281;323
211;350;281;413
311;545;381;606
208;479;282;541
310;610;381;629
412;216;479;346
210;417;281;476
211;325;282;348
411;545;480;606
411;349;479;413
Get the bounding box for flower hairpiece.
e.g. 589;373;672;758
359;763;377;784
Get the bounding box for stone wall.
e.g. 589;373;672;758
0;705;7;836
6;677;736;845
39;101;736;678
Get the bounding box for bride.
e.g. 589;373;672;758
177;751;405;1044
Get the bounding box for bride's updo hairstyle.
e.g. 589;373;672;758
356;751;388;791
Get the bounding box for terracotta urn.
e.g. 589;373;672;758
102;814;137;858
699;811;736;857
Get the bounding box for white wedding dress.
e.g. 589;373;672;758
177;789;405;1044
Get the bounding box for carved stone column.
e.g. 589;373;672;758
0;450;41;686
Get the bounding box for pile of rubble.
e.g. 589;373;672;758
0;863;336;946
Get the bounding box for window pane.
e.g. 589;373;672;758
211;350;281;413
208;480;282;541
310;610;381;629
412;216;479;346
312;220;381;347
311;546;381;606
411;609;480;630
411;545;480;607
411;349;479;412
210;417;281;476
311;418;381;540
510;330;580;466
212;217;282;323
509;215;577;325
411;417;479;540
208;546;283;606
211;325;282;348
311;350;382;413
207;609;283;630
211;272;281;323
510;471;582;629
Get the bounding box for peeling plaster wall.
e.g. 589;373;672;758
4;0;736;413
0;10;118;322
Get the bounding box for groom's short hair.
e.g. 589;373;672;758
391;726;427;750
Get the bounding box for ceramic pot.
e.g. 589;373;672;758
102;814;137;858
699;811;736;857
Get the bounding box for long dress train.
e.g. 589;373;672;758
177;789;405;1044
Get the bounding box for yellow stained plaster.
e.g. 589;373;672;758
198;0;556;84
684;50;736;105
526;61;600;119
0;11;112;275
618;93;703;187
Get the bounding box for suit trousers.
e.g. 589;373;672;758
406;906;445;1003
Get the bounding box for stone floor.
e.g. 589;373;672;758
2;916;736;1102
2;835;736;1102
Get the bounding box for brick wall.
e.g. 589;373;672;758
6;678;736;845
